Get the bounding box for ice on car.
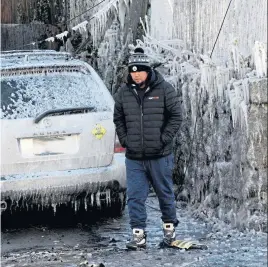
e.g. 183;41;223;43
0;51;126;224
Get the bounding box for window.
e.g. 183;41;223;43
1;69;112;119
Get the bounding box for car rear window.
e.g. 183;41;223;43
1;69;112;119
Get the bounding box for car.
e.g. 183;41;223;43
0;50;126;226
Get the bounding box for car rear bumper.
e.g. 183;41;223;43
1;154;126;209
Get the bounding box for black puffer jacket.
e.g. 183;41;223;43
113;70;182;160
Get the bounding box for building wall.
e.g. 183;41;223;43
151;0;267;65
149;0;267;230
1;0;66;24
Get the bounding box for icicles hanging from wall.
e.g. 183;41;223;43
200;62;216;122
227;79;249;131
252;41;267;78
215;67;230;102
229;41;247;79
150;0;174;40
89;0;130;47
118;0;127;29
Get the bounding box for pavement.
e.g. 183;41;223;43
1;197;267;267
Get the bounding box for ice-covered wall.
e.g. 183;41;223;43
148;0;267;231
151;0;267;65
173;61;267;232
150;0;174;40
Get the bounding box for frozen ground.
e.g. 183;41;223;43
1;197;267;267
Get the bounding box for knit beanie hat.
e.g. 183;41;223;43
128;47;151;73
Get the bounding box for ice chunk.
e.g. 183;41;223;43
72;21;88;33
56;31;69;41
45;37;55;42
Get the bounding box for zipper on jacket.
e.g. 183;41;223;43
141;87;150;153
140;104;144;152
132;86;151;155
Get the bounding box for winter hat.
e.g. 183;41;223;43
128;47;151;73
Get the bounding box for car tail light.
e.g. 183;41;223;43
114;134;126;153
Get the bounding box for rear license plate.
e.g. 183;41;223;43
18;135;80;157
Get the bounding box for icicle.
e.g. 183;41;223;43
167;0;174;14
76;199;81;212
140;17;148;37
240;101;248;131
112;1;118;12
72;20;88;34
45;37;55;42
52;203;57;215
252;41;267;78
91;194;94;206
215;67;230;102
119;192;125;209
229;41;247;79
118;0;127;28
56;31;69;41
84;198;88;211
74;200;77;213
200;63;215;122
228;83;238;128
90;0;121;47
96;191;101;207
145;16;150;36
228;80;249;132
242;79;249;105
106;189;111;206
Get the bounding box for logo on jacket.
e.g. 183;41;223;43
148;96;159;100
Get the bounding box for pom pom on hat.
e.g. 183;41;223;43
134;47;145;53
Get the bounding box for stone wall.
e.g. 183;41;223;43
173;70;267;231
147;0;267;232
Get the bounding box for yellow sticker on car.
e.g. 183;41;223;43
92;124;106;140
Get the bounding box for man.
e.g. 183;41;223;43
113;47;182;249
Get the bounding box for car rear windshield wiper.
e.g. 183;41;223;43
34;107;95;123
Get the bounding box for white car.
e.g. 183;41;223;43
0;50;126;225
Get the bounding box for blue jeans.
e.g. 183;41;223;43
125;154;178;229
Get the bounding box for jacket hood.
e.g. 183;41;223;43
148;70;164;88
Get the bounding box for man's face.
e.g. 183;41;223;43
130;71;148;85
